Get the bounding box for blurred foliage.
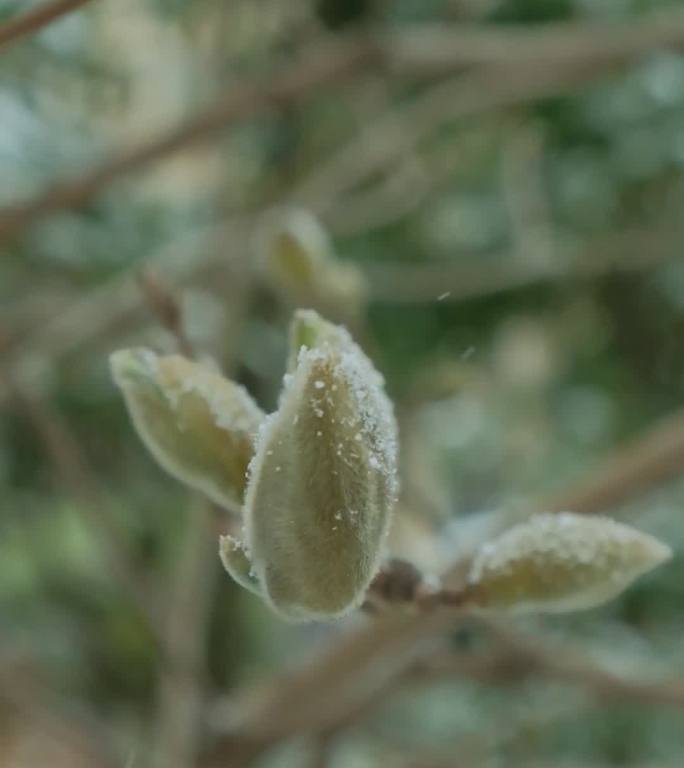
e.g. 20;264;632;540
2;0;684;766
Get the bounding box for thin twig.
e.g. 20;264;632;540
0;0;95;50
138;268;195;359
2;216;251;394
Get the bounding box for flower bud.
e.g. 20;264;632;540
110;349;264;510
259;209;366;323
466;512;671;614
243;310;398;620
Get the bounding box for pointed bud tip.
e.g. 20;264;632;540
109;348;157;387
110;347;264;511
643;535;673;567
290;309;329;358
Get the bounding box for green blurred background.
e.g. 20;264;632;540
2;0;684;766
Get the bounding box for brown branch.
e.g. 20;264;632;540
1;216;246;395
412;617;684;709
294;13;684;213
0;652;119;768
203;590;684;767
138;268;195;359
0;0;95;49
3;14;684;380
542;407;684;516
293;60;603;213
0;367;163;643
0;37;379;245
2;211;671;412
442;402;684;582
207;582;684;766
203;609;463;767
388;12;684;75
139;272;239;768
151;502;218;768
363;226;670;304
3;13;684;245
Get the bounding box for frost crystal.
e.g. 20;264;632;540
110;349;264;510
467;512;672;614
243;309;399;621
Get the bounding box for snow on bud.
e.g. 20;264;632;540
243;310;398;620
466;512;672;614
110;349;264;510
259;208;366;323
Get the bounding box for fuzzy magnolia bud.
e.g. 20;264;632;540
466;512;672;614
259;209;366;323
241;309;398;620
110;349;264;510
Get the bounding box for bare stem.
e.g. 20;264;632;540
0;368;163;641
0;0;95;49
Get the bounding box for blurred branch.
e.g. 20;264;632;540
138;268;195;359
1;212;671;408
3;14;684;379
387;12;684;75
138;274;219;768
444;400;684;579
295;12;684;214
0;653;118;768
0;37;378;246
0;0;95;49
542;407;684;516
294;60;600;213
204;589;684;766
139;270;250;768
203;609;463;767
1;217;249;387
3;13;684;244
0;364;163;642
363;225;671;303
151;502;217;768
411;616;684;708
